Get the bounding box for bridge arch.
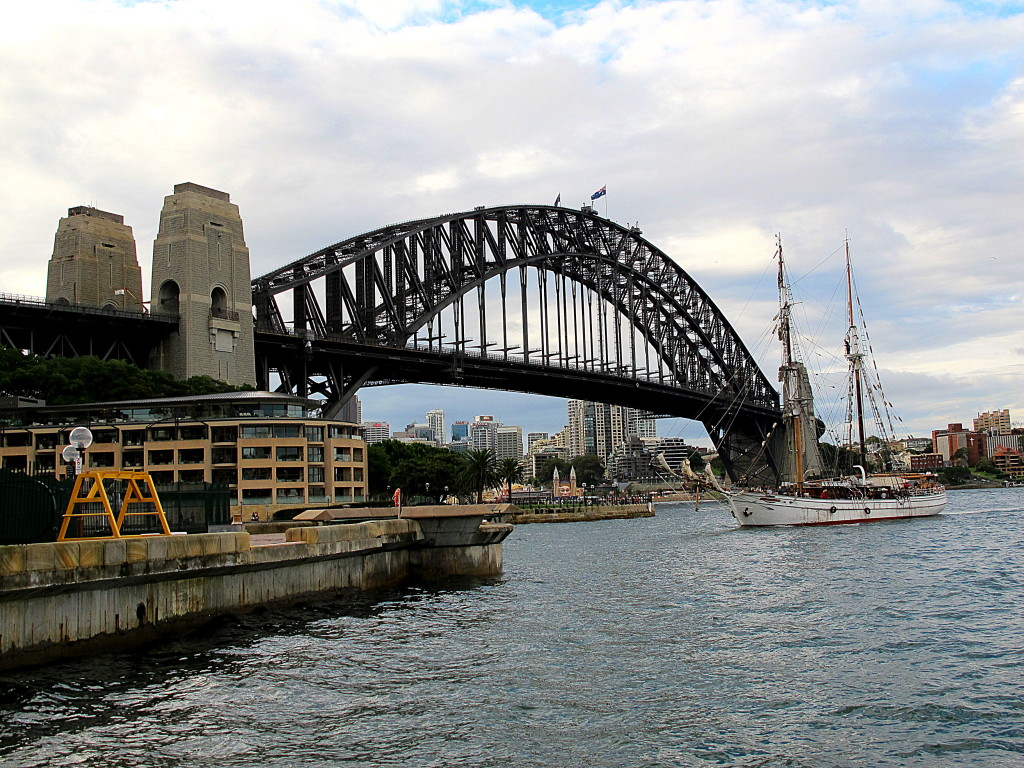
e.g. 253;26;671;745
252;205;782;482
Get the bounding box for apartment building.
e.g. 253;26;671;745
0;392;367;521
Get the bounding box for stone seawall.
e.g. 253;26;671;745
0;516;511;672
507;503;653;524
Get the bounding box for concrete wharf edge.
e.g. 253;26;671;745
0;508;513;672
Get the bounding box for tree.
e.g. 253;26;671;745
368;440;464;502
950;447;969;467
570;454;605;487
536;457;572;486
496;457;524;501
939;465;971;485
459;449;498;503
975;457;998;475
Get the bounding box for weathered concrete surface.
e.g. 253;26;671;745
0;514;510;672
506;503;653;524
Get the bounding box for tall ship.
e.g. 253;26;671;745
728;237;947;526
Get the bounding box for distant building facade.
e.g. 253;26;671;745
974;409;1011;436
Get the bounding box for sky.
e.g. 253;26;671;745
1;0;1022;445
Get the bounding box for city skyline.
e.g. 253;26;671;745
0;0;1021;440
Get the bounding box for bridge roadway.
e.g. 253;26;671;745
255;325;782;425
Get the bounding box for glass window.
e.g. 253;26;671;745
241;446;271;460
329;425;350;439
122;430;145;446
212;468;237;485
148;449;174;465
123;450;144;468
212;446;236;464
241;488;272;504
308;466;325;483
149;427;176;442
307;486;327;503
240;425;272;439
305;426;324;443
353;447;364;462
334;467;351;482
276;488;304;504
178;448;205;465
334;447;351;462
179;425;207;441
211;426;238;443
150;470;175;485
276;466;304;483
307;446;323;463
179;469;205;484
242;467;272;481
274;424;301;439
276;446;302;462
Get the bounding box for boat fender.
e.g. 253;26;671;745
864;507;871;515
829;506;837;514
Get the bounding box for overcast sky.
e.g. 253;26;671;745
1;0;1021;444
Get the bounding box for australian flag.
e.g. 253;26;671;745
554;193;561;207
591;185;607;201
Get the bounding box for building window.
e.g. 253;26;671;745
241;488;272;504
308;486;327;503
276;466;304;483
148;450;174;465
212;468;237;485
353;447;364;462
241;467;272;481
88;452;116;468
308;466;325;483
211;426;238;443
179;425;207;441
334;467;351;482
306;426;324;443
149;427;176;442
329;425;351;439
274;425;301;439
34;455;56;472
241;446;271;460
276;488;304;504
4;432;30;448
123;450;144;468
307;446;323;463
122;430;145;446
353;467;364;482
240;425;272;439
179;469;206;484
178;448;205;465
35;434;58;450
150;470;175;485
334;486;353;501
212;446;236;464
2;456;27;470
276;446;302;462
92;430;118;444
334;447;352;462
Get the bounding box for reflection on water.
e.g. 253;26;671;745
2;489;1023;767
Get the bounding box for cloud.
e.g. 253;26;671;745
0;0;1022;438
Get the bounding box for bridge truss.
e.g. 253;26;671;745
252;205;783;483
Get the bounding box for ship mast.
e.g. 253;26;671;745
777;235;804;493
844;239;868;469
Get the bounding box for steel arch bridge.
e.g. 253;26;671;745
252;204;782;483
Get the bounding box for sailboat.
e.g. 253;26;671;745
728;237;947;527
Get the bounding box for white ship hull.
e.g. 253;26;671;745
730;489;947;527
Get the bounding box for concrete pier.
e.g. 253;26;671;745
0;509;513;672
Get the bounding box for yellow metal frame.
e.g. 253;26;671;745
57;470;172;541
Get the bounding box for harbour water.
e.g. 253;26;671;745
2;488;1022;767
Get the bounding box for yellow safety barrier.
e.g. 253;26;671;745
57;470;171;541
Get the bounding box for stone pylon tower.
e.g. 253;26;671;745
149;183;255;385
45;206;145;310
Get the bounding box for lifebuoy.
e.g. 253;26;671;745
864;507;871;515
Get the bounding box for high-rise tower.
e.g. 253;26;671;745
45;206;144;311
149;183;255;385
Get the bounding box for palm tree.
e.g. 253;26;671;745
497;457;525;502
459;449;498;503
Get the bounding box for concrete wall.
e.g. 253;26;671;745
0;518;506;672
